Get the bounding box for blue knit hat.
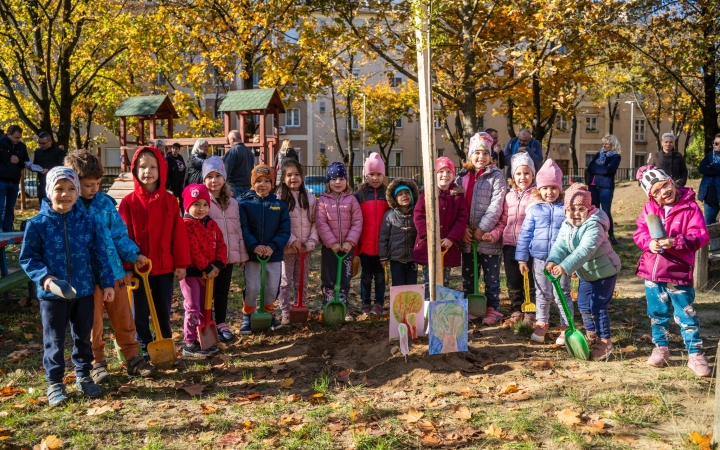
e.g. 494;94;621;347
326;162;347;182
393;185;414;205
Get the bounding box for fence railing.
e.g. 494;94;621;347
21;166;122;199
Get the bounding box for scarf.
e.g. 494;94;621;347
713;150;720;165
596;150;616;166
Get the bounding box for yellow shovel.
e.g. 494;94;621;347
136;260;176;368
114;277;141;363
521;270;536;313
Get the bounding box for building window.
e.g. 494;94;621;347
585;152;596;166
437;148;444;157
351;68;360;79
634;154;647;168
320;143;326;154
477;116;485;130
252;72;261;88
351;115;360;130
319;101;326;114
585;116;598;132
395;118;402;128
555;115;567;131
286;108;301;127
390;149;402;167
634;118;646;142
390;74;402;87
434;111;443;129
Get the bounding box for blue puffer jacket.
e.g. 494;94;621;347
20;199;115;300
515;200;565;262
698;151;720;205
79;191;141;281
238;190;291;263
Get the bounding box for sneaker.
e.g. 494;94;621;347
362;305;372;314
183;341;211;358
75;376;103;398
481;307;503;326
531;323;549;343
91;361;111;384
647;346;670;367
555;326;568;346
370;305;383;315
271;316;283;331
127;354;157;377
688;353;711;377
47;383;68;407
217;323;235;342
140;343;150;362
281;312;291;326
345;313;354;322
208;345;221;354
591;338;614;361
240;314;252;335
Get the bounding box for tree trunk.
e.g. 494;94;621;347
607;98;619;135
570;113;579;173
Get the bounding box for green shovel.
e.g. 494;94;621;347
543;270;589;360
467;241;487;317
251;255;273;332
323;251;349;325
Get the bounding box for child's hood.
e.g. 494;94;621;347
37;197;83;222
131;146;168;196
582;207;609;232
240;189;279;203
386;177;420;209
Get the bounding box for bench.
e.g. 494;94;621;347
695;223;720;289
0;270;35;301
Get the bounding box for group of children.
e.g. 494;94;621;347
19;135;713;406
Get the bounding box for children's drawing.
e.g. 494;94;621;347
398;323;409;357
428;299;468;355
390;285;425;340
435;286;464;301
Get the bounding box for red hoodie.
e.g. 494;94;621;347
119;146;191;275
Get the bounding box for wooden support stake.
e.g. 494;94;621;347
694;244;708;290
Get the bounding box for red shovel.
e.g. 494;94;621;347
198;275;219;350
289;246;310;324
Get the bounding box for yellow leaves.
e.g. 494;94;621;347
199;404;217;414
498;383;519;396
36;435;63;449
86;405;114;416
484;424;505;438
397;408;424;423
279;378;294;389
689;431;712;450
556;408;583;426
452;405;472;420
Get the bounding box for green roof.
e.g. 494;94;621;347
217;88;285;113
115;95;176;117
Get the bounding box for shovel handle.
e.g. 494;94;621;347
135;259;163;340
297;249;307;308
523;271;530;304
471;241;480;296
257;255;270;313
334;251;349;301
543;269;576;330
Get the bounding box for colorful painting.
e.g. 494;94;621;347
435;286;464;301
428;299;468;355
390;285;426;340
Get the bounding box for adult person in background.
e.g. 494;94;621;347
185;138;209;185
273;140;299;185
165;142;186;211
485;128;505;170
224;130;255;199
32;132;66;203
0;125;30;231
152;139;167;155
647;133;688;186
698;133;720;225
502;129;543;177
585;134;622;245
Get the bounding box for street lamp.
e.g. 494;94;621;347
625;100;635;178
361;93;367;161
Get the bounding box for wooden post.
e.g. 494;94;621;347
119;117;127;146
149;117;156;141
224;112;231;138
168;118;174;138
19;170;26;211
259;113;267;164
694;245;708;290
239;114;246;142
138;120;145;146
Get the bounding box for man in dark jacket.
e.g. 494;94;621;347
165;143;186;211
0;125;30;231
647;133;688;186
502;129;543;177
33;131;66;203
224;130;255;200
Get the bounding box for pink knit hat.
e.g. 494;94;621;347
364;152;385;176
564;183;592;210
535;159;563;189
183;183;211;210
435;157;455;176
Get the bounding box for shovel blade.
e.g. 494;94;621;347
148;338;176;368
467;294;487;317
114;339;126;363
198;321;219;350
251;311;273;332
289;306;310;324
521;302;537;313
323;301;346;325
564;330;590;360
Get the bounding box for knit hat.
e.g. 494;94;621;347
46;167;80;198
393;185;414;205
535;159;563;189
435;157;455;176
182;183;211;209
364;152;385;176
510;152;536;176
468;132;493;156
202;156;227;181
636;165;671;196
564;183;592;210
326;161;347;182
251;164;275;186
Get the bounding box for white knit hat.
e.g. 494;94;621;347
510;152;535;176
636;165;671;196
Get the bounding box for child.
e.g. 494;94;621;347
203;156;249;341
516;159;569;342
354;152;389;315
633;166;711;376
457;132;507;325
238;165;291;333
20;167;115;406
501;153;537;327
546;183;621;360
119;146;191;359
64;150;156;383
413;157;468;297
379;178;419;286
316;162;363;321
180;183;228;357
276;159;318;325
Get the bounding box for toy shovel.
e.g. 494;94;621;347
115;277;142;363
289;248;310;324
544;270;589;360
136;260;176;368
198;275;219;350
323;251;349;325
646;213;666;253
48;279;76;300
384;265;390;286
251;255;273;332
521;271;536;313
467;241;487;317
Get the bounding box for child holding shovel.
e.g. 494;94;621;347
379;178;420;286
180;183;227;358
633;166;711;377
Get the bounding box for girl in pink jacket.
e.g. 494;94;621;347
315;162;363;321
276;160;318;325
634;166;711;377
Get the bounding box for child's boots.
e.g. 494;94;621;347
47;383;68;407
556;325;569;346
127;354;158;377
91;361;111;384
591;337;613;361
75;376;103;398
531;322;549;343
240;314;252;335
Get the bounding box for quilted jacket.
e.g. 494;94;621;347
378;178;419;263
412;183;468;267
502;185;537;247
354;184;389;257
238;190;291;263
315;192;363;248
515;200;565;262
283;190;319;254
208;196;248;265
458;166;507;255
183;216;228;277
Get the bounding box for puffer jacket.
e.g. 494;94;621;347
20;200;115;300
208;196;248;265
238;190;291;263
354;184;389;256
585;152;621;189
315;192;363;247
379;178;419;263
283;190;319;254
515;200;565;262
502;185;537;247
185;152;207;186
459;166;507;255
413;183;468;267
633;187;709;285
80;191;141;281
547;208;621;281
698;151;720;205
183;215;228;277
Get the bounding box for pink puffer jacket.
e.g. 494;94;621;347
315;192;363;247
502;185;537;247
208;196;249;265
633;187;709;285
285;190;319;254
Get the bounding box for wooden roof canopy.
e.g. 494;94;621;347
115;95;178;148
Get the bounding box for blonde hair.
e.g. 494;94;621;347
324;181;352;194
534;187;564;203
602;134;621;154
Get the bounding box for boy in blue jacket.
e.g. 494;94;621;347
64;151;156;382
20;167;115;407
238;165;291;334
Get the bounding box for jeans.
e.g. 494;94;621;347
577;275;616;339
0;181;19;231
359;254;385;307
212;264;234;324
461;252;501;309
133;272;175;347
504;245;535;313
645;280;703;353
703;202;719;225
589;185;615;237
389;261;418;287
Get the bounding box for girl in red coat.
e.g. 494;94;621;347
119;146;191;360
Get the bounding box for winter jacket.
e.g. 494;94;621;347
502;185;537;247
459;166;507;256
633;187;709;286
183;215;228;277
224;143;255;192
585;152;622;189
33;145;66;188
208;196;248;265
354;184;389;257
547;208;621;282
315;192;363;248
515;200;565;262
378;178;419;263
0;135;29;184
238;190;291;263
648;150;688;187
502;138;543;178
413;183;468;267
165;152;186;196
79;191;141;281
282;190;319;254
698;151;720;206
185;152;207;186
20;200;115;300
119;146;191;275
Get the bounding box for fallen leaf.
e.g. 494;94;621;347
39;435;63;449
349;410;360;422
621;345;637;353
557;408;582;426
530;360;555;370
200;404;217;414
498;383;518;395
312;393;324;399
361;375;376;386
612;434;638;444
336;369;351;383
417;420;436;432
398;408;424;423
286;394;301;402
328;422;345;433
279;413;302;425
24;333;33;340
217;432;244;446
86;405;113;416
689;431;712;450
271;364;287;374
6;349;30;363
390;345;400;355
458;388;478;397
453;405;472;420
146;419;160;426
116;383;135;394
484;424;505;438
180;384;207;396
0;386;25;397
279;378;294;389
392;391;407;400
421;433;442;447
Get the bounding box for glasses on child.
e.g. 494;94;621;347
650;180;673;199
568;206;588;213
